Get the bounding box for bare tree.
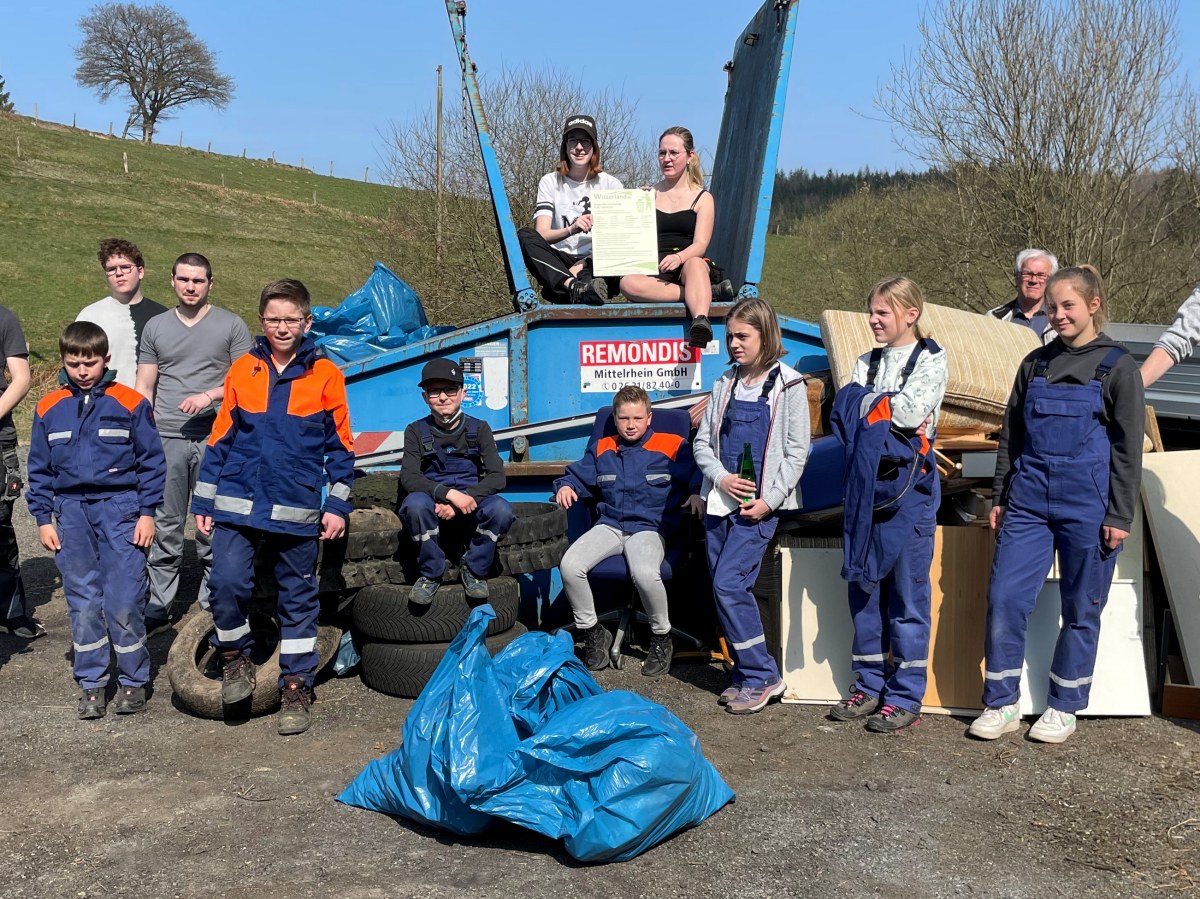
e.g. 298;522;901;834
876;0;1200;321
377;66;655;323
74;2;233;144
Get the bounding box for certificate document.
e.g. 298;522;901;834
590;189;658;276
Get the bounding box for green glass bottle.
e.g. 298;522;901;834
739;441;757;504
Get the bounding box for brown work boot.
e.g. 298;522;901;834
221;650;256;704
277;676;312;735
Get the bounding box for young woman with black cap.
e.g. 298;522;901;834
517;114;622;305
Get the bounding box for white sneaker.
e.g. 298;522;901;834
1028;707;1077;744
968;703;1020;740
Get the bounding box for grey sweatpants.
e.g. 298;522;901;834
560;524;670;634
146;435;212;618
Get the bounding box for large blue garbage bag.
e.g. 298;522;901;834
490;629;603;738
336;606;516;835
337;607;734;862
465;690;736;863
309;263;454;363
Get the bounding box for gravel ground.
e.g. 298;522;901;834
3;487;1200;899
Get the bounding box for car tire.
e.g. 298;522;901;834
358;623;529;699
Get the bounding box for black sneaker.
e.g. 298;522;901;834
579;623;612;671
78;687;107;720
278;676;312;735
144;615;173;638
712;279;736;302
461;567;490;600
865;704;921;733
641;633;673;678
688;315;713;349
1;615;46;639
221;650;256;704
410;576;441;606
569;277;609;306
830;689;880;721
114;686;147;715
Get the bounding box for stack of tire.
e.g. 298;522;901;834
344;473;570;699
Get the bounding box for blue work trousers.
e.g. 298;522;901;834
400;493;514;578
706;512;780;687
847;518;936;714
54;492;150;689
208;524;320;688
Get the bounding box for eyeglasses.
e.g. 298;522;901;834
423;386;461;397
261;317;307;329
105;264;136;276
566;137;593;148
1019;271;1049;282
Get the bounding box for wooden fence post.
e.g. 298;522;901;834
123;151;128;174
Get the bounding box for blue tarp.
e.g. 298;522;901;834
309;262;453;363
337;606;734;862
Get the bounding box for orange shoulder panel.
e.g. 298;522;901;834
106;383;148;414
287;358;338;419
596;436;618;457
644;431;684;460
865;395;893;427
35;388;72;418
228;355;269;415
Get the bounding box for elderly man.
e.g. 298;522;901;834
988;248;1058;341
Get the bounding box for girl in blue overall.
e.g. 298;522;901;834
694;298;810;715
830;277;948;733
970;265;1144;744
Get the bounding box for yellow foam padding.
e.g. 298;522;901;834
819;304;1040;432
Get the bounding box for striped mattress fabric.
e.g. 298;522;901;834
819;304;1040;433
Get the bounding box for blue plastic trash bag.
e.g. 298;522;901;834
336;605;517;835
465;690;735;863
308;263;455;364
331;629;360;677
338;606;734;862
490;629;603;738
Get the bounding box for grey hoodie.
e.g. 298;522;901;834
1156;285;1200;363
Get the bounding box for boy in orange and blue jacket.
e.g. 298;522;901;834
26;321;166;720
192;279;354;735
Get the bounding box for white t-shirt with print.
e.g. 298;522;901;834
533;171;623;255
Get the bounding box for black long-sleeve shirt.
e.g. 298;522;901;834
993;335;1144;531
399;414;506;501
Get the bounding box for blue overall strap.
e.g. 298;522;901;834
865;349;883;390
900;338;940;387
416;419;445;465
464;417;481;455
1092;346;1128;382
758;365;781;400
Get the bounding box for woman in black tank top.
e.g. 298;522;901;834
619;127;722;349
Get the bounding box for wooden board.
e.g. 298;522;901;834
1141;451;1200;682
780;520;1149;717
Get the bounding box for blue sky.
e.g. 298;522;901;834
4;1;1200;183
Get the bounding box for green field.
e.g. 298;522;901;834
0;113;402;368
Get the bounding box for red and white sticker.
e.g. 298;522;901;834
579;339;702;393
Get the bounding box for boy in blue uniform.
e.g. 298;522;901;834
192;279;355;736
399;358;513;604
554;385;702;676
26;321;166;719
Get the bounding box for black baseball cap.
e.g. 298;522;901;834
563;114;598;145
419;358;463;388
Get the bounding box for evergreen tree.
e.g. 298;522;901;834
0;75;13;113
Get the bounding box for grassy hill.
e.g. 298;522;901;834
0;113;400;369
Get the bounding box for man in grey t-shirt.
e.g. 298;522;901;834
135;253;253;630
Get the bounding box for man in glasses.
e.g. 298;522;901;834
135;253;253;633
398;358;513;604
77;238;168;387
988;248;1059;341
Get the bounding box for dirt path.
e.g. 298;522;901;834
3;495;1199;899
